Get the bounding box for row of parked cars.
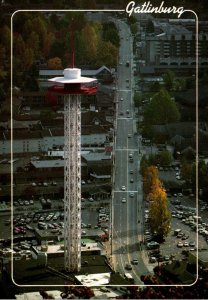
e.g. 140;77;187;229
31;181;57;186
14;199;34;206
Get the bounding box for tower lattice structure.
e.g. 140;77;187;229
48;67;97;272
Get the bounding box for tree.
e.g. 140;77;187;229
96;41;118;67
24;47;34;70
149;183;170;240
134;92;142;108
102;22;120;48
158;150;173;166
26;31;40;56
163;70;175;90
143;166;160;196
47;57;63;69
181;161;193;183
140;155;150;176
143;89;180;125
81;23;99;62
31;16;47;48
43;32;55;58
130;23;138;35
1;25;11;53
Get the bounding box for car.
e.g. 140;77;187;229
178;193;183;197
130;170;134;174
29;199;34;205
51;181;57;186
122;198;126;203
177;241;183;247
120;112;124;115
177;232;183;238
81;180;86;185
131;259;138;265
43;182;48;186
128;134;132;138
120;97;123;101
164;255;170;261
184;242;189;247
189;241;196;247
24;200;30;206
31;182;36;186
121;186;126;191
129;192;134;198
130;178;134;183
125;264;132;270
126;110;129;114
147;241;159;249
149;256;157;263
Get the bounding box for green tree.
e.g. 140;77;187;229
102;22;120;48
31;16;47;48
163;70;175;90
143;89;180;125
158;150;173;166
181;161;193;182
140;155;149;176
130;23;138;35
81;23;99;62
134;92;142;108
96;41;118;67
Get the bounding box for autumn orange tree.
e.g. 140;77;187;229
143;165;170;240
143;165;159;196
149;181;170;240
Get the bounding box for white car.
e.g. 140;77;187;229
121;186;126;191
122;198;126;203
120;97;123;101
177;241;183;247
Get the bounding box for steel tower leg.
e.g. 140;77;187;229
64;94;81;272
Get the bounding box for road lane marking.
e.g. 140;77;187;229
118;89;131;92
117;117;133;120
115;148;138;151
113;190;138;193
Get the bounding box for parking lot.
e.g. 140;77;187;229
143;192;208;264
0;195;110;242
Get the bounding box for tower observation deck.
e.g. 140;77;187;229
48;67;97;272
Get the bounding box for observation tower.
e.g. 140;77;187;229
48;39;97;272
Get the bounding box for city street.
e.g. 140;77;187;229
111;18;149;284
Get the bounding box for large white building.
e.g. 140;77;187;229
138;19;208;68
0;127;108;155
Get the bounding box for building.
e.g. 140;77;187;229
0;125;109;155
138;19;208;72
